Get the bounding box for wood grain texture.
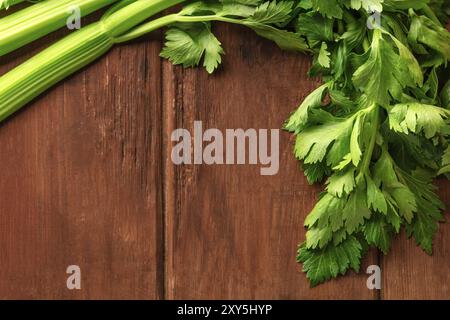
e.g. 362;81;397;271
163;24;378;300
0;25;164;298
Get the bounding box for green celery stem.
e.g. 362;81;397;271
0;0;187;122
115;14;245;43
101;0;186;37
114;14;178;43
0;0;119;56
0;23;113;122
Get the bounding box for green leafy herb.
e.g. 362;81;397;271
287;1;449;286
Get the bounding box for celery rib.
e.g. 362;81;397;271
0;23;113;121
0;0;119;56
0;0;187;121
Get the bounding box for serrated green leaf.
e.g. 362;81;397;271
366;174;388;214
311;0;343;19
364;214;392;254
294;116;354;164
388;102;449;138
341;18;367;51
408;13;450;60
333;228;348;245
353;29;421;106
388;182;417;223
303;162;331;184
342;185;372;233
387;32;423;86
318;42;331;68
385;205;401;232
285;83;330;133
296;11;334;43
306;225;333;249
247;0;294;24
329;90;357;112
247;23;309;51
326;168;356;197
348;0;384;12
304;193;346;231
399;169;444;254
297;236;363;287
373;147;398;185
160;23;224;74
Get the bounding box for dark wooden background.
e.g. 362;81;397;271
0;9;449;299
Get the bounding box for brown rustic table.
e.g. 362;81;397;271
0;13;449;299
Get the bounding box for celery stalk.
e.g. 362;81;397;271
0;0;119;56
0;23;113;121
101;0;184;36
0;0;186;121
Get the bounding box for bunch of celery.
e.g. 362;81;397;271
0;0;449;286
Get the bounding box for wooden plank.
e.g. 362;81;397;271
164;24;378;299
0;27;164;298
382;179;450;299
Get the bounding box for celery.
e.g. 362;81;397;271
0;24;113;121
0;0;185;121
0;0;120;56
